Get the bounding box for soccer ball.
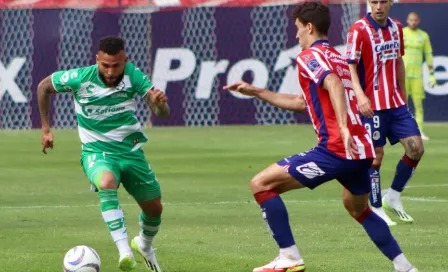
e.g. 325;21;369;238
63;245;101;272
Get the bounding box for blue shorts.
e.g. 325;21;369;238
277;146;373;195
361;105;421;147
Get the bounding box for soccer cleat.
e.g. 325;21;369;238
396;267;418;272
421;133;429;141
118;253;137;271
253;256;305;272
131;237;162;272
383;197;414;223
371;206;397;226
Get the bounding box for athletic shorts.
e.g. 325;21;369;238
361;105;421;147
80;149;161;202
277;146;373;195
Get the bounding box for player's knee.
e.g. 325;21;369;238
98;171;118;190
343;197;368;219
405;138;425;161
409;144;424;161
140;198;163;217
250;175;272;193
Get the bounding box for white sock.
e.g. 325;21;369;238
393;253;413;272
139;233;155;252
116;238;132;257
386;188;401;203
280;245;302;262
102;209;132;256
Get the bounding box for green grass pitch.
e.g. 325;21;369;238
1;124;447;271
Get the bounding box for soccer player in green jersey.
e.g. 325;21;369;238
403;11;436;140
37;36;168;272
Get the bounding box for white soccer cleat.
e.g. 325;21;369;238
371;207;397;226
131;237;161;272
383;197;414;223
421;133;429;141
253;256;305;272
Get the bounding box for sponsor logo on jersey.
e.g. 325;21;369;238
375;41;400;52
85;106;126;116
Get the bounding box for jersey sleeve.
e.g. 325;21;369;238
423;32;434;67
296;51;332;87
51;68;82;93
346;24;363;64
131;66;154;97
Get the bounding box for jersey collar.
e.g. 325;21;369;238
310;39;329;47
366;13;392;31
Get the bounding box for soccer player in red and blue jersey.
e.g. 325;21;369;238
346;0;424;226
224;2;417;272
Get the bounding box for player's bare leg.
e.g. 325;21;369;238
383;135;424;223
342;188;417;272
251;163;306;272
96;171;136;271
131;198;163;272
369;147;397;226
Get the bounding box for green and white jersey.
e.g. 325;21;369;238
51;62;153;154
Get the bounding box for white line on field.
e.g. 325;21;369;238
1;197;447;210
406;184;448;188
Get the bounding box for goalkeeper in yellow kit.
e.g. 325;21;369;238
403;11;437;140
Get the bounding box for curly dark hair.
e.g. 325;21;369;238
99;36;125;55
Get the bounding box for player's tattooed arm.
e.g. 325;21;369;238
145;89;170;118
37;76;57;132
37;75;57;154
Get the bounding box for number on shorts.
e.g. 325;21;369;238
364;123;372;136
373;115;380;128
87;154;96;169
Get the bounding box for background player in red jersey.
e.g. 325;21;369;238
347;0;424;226
224;2;417;272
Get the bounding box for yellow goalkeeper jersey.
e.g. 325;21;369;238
403;27;433;78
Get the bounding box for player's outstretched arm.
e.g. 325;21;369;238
145;89;170;118
397;57;407;101
223;81;306;113
37;75;58;154
323;74;358;157
348;63;374;118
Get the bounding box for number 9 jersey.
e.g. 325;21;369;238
295;40;375;160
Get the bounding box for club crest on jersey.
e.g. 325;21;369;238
392;31;399;39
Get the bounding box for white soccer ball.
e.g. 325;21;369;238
63;245;101;272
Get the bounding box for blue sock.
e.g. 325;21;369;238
357;208;402;260
369;164;382;208
391;155;418;192
254;191;295;248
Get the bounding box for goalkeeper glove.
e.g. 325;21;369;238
429;72;437;88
